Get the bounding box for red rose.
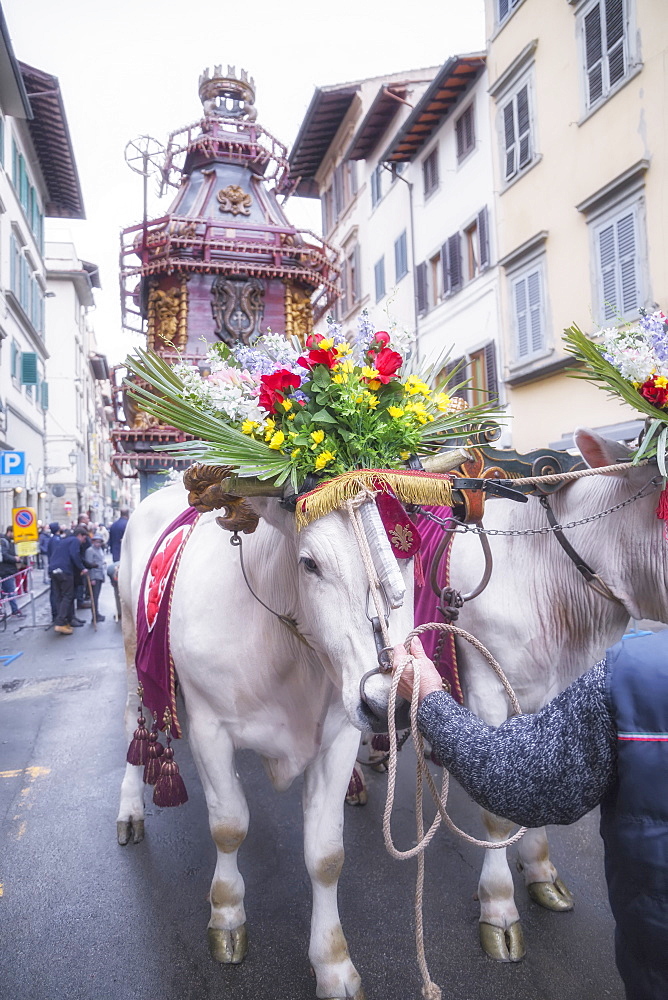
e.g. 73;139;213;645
639;379;668;408
306;333;325;348
297;347;338;371
258;369;301;414
374;347;403;383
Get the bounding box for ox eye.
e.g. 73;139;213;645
300;556;318;574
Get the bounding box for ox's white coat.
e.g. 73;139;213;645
116;481;414;999
450;429;668;957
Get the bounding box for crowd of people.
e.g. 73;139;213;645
37;507;129;635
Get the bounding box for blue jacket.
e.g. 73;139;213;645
601;631;668;1000
109;516;128;562
49;534;86;575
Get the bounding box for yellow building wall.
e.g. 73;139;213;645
486;0;668;448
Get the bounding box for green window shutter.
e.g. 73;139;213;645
40;380;49;411
21;351;38;385
11;138;18;188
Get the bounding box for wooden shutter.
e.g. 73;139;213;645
484;342;499;402
333;164;344;217
598;222;618;319
498;0;510;20
374;257;385;302
503;101;516;179
444;356;468;400
456;105;475;161
516;86;531;168
21;351;38;385
321;188;331;236
394;231;407;280
441;241;450;295
40;380;49;411
447;232;462;293
352;244;361;305
606;0;626;87
584;4;604;105
617;210;637;314
478;207;490;270
416;262;428;314
527;271;543;353
514;277;530;358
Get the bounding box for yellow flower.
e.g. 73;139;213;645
656;376;668;388
291;448;301;458
332;373;344;384
367;379;381;391
268;430;285;450
263;417;276;440
400;451;411;461
361;365;379;380
241;419;258;435
365;393;379;409
334;342;352;357
335;358;354;373
310;429;325;444
318;337;334;350
404;376;431;396
387;406;405;418
281;398;293;411
434;392;451;412
288;412;295;420
314;450;336;470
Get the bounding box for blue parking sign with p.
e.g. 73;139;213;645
0;451;25;475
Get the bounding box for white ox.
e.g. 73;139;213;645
450;428;668;961
116;477;414;1000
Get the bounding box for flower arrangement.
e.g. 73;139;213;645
565;309;668;472
125;315;504;492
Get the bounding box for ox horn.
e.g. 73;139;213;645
420;447;472;474
183;463;284;513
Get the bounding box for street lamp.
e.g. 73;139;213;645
68;449;78;467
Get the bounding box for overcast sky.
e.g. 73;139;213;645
4;0;485;363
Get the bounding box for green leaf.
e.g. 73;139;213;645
310;408;339;424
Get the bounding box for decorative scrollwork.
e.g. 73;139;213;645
217;185;252;216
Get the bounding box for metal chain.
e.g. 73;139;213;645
417;476;662;538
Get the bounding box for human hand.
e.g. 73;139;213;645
392;636;444;704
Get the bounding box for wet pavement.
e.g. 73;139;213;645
0;587;625;1000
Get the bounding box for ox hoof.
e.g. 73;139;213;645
528;878;574;912
345;788;368;807
208;925;248;964
479;920;525;962
117;819;144;846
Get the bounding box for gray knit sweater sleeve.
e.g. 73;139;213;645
417;659;616;827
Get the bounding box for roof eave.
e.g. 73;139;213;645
0;7;31;118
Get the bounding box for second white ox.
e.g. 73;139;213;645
116;478;414;1000
451;428;668;962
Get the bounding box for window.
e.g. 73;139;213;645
441;357;468;401
333;163;345;219
394;231;408;281
455;104;475;162
321;186;333;235
390;162;405;184
416;262;428;316
501;82;532;181
423;148;439;198
581;0;629;110
374;256;386;303
462;208;491;282
371;165;383;208
498;0;523;25
469;344;500;406
594;205;639;321
430;253;441;308
512;265;545;360
340;243;361;316
10;340;20;382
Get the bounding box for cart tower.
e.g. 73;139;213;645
113;66;339;496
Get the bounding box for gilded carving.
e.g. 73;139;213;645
211;277;265;346
147;278;189;352
217;185;252;216
284;283;313;345
182;463;259;532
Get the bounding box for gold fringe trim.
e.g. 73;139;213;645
295;469;453;528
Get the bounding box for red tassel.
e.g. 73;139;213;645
371;734;390;752
414;550;425;588
153;740;188;807
143;727;164;785
126;714;150;765
656;482;668;521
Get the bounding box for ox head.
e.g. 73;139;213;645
573;427;668;622
185;465;414;733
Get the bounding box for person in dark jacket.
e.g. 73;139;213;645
50;525;89;634
392;631;668;1000
0;527;24;617
83;533;106;622
108;508;129;563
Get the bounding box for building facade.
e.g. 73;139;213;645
484;0;665;450
44;241;115;527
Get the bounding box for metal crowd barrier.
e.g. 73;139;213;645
0;565;36;630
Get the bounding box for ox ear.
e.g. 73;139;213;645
574;428;633;469
243;496;295;537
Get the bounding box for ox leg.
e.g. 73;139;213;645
303;726;364;1000
116;619;146;846
477;810;526;962
517;826;574;912
188;716;249;965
